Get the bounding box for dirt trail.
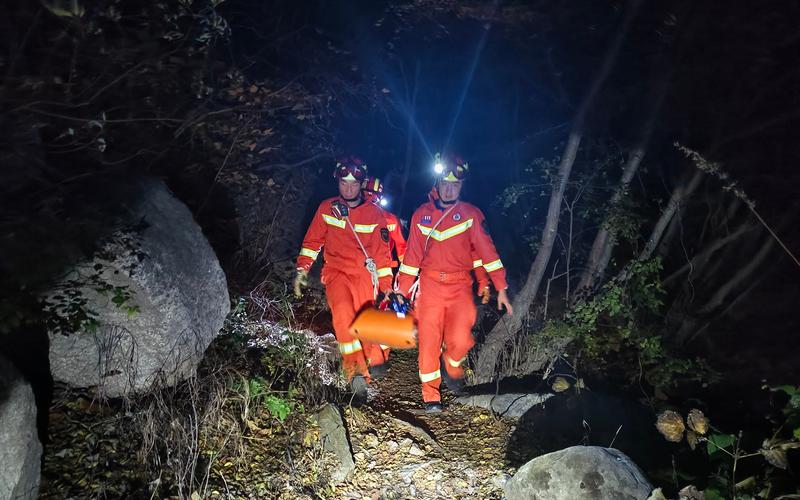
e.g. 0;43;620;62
331;349;518;499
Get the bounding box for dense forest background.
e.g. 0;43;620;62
2;0;799;498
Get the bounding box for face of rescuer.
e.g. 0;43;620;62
437;179;463;203
338;177;362;202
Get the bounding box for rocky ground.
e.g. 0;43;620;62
328;349;518;499
38;349;522;499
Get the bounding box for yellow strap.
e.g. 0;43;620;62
483;259;504;272
419;370;441;383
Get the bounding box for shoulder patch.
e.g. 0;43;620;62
421;214;432;224
380;227;390;243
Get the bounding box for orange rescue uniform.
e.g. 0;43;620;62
297;197;394;381
397;198;508;403
381;209;407;266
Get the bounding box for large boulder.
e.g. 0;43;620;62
0;355;42;500
455;393;552;418
46;178;229;397
505;446;653;500
315;404;355;482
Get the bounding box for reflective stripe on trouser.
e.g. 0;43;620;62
416;274;477;402
324;268;376;382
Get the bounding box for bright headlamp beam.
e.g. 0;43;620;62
379;198;388;207
434;162;444;174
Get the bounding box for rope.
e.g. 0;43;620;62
344;216;380;300
409;201;460;302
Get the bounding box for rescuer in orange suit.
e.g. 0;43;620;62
362;176;408;266
293;157;394;403
396;155;513;413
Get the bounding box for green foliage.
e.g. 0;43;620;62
561;258;712;390
567;258;664;358
707;433;736;455
242;376;298;423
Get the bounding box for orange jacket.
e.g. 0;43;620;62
297;197;394;291
381;210;407;265
397;196;508;295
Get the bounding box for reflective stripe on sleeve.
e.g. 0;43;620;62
419;370;441;383
483;259;504;272
339;340;363;355
300;247;319;260
473;259;483;268
377;267;393;278
399;264;419;276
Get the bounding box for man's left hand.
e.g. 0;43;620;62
479;285;491;305
497;289;513;316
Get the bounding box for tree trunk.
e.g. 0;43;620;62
662;218;755;287
639;169;704;262
471;0;642;384
396;60;420;217
674;233;774;344
573;73;668;298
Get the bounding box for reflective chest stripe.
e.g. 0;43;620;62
322;214;346;228
416;218;474;242
353;223;378;233
387;223;397;231
322;214;378;234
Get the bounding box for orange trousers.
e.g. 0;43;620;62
416;273;477;402
324;269;389;381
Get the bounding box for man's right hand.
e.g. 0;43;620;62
293;269;309;299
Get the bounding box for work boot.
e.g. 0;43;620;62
441;360;468;396
370;363;388;381
424;401;443;413
349;375;368;407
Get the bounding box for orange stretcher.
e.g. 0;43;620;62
349;308;417;349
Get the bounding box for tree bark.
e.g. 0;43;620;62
674;233;774;344
471;0;642;384
574;73;668;298
662;218;755;287
639;169;704;262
